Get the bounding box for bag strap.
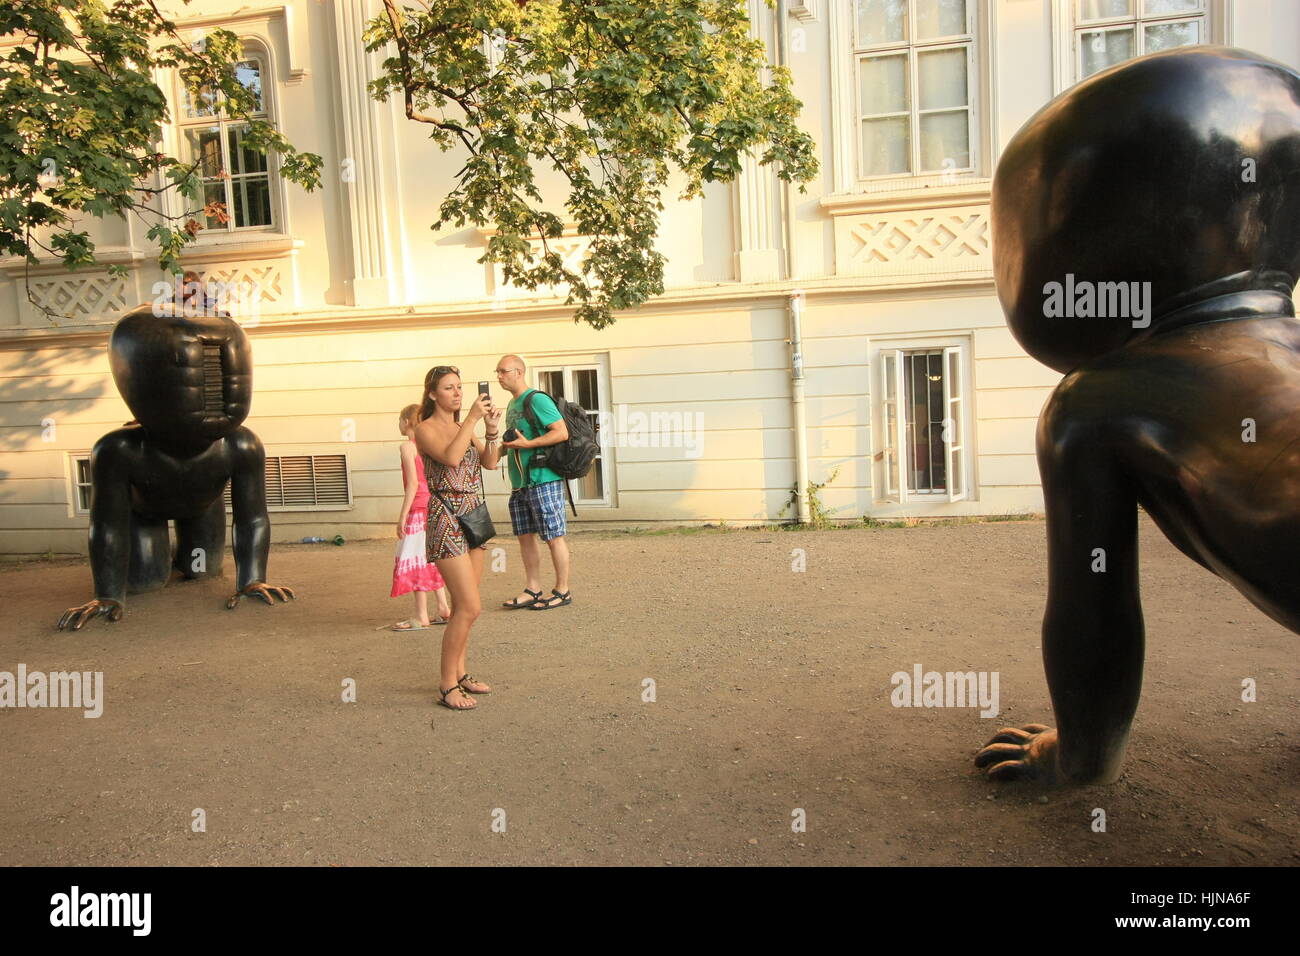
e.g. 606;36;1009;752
522;389;543;435
520;388;549;489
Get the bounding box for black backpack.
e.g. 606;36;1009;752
521;389;599;515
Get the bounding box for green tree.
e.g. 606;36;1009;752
369;0;818;329
0;0;322;318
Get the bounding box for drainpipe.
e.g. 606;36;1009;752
775;1;809;524
788;289;810;524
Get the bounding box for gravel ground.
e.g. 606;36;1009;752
1;516;1295;866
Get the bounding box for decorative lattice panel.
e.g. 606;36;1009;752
835;206;992;280
26;274;128;318
202;262;286;310
490;235;593;298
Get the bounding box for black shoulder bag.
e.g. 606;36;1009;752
432;453;495;549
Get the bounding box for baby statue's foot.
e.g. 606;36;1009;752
975;724;1057;782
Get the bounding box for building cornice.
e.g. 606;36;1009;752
0;273;996;350
0;246;147;279
819;181;993;215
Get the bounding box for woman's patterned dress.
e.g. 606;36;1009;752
424;440;487;560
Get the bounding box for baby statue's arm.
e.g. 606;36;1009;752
977;385;1145;783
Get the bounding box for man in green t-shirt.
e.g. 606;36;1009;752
495;355;572;610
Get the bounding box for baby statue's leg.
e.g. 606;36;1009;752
174;496;227;580
126;509;172;594
977;407;1145;783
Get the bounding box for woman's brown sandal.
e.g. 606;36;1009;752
437;685;476;710
458;674;491;695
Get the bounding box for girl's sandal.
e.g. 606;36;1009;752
458;673;491;695
390;618;430;630
437;685;476;710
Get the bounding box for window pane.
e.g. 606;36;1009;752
920;111;969;170
862;117;910;176
1077;0;1133;19
575;369;598;410
947;350;961;450
184;83;219;119
183;127;224;177
578;471;601;500
859;55;909;115
234;59;263;111
231;175;272;227
857;0;907;46
1080;28;1134;77
202;180;228;229
907;354;926;490
1144;19;1199;52
227;126;268;176
540;371;563;398
915;0;967;40
1142;0;1201;14
918;48;967;110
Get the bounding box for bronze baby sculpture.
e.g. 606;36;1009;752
57;302;294;630
976;47;1300;783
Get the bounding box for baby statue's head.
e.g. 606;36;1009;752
993;47;1300;374
109;303;252;450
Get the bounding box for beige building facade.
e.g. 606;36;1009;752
3;0;1298;558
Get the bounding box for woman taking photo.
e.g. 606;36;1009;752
415;365;503;711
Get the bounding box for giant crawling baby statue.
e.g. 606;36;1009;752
56;302;294;630
976;47;1300;784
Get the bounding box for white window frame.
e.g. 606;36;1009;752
853;1;976;181
529;358;613;509
875;337;972;503
66;452;93;517
163;40;285;238
829;0;997;194
1051;0;1232;94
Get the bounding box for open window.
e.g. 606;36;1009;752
532;361;612;507
880;345;967;503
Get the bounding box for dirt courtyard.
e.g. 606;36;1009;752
1;516;1296;866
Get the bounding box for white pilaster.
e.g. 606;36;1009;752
735;0;784;283
332;0;399;307
827;0;857;194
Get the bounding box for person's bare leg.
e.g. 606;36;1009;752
434;585;451;621
456;547;491;692
548;534;570;593
530;534;571;607
432;553;480;709
509;532;544;605
413;589;430;626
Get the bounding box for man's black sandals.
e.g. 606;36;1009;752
530;589;572;610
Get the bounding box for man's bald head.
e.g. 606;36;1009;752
495;354;528;397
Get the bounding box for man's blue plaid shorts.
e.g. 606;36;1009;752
508;479;567;541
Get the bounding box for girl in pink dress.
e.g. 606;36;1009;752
390;404;451;629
